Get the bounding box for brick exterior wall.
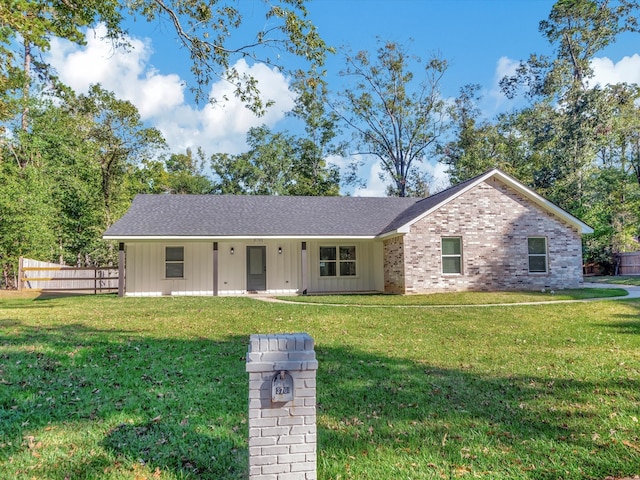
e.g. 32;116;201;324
384;177;585;293
383;235;405;294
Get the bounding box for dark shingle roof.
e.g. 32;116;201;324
104;194;420;238
103;169;594;239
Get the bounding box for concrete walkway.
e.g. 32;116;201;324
255;283;640;307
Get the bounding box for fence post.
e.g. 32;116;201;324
18;257;23;291
246;333;318;479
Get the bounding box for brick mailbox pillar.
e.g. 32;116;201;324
246;333;318;480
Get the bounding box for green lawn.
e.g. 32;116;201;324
280;287;628;305
586;275;640;286
1;293;639;479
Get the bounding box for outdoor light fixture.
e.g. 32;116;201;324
230;247;235;255
278;247;283;254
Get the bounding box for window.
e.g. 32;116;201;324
442;237;462;274
320;246;356;277
528;237;547;273
165;246;184;278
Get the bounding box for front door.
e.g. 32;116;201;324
247;246;267;291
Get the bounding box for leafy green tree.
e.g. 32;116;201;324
0;0;330;127
285;68;343;196
211;126;294;195
0;0;331;286
488;0;640;268
211;125;340;196
165;148;214;194
211;67;342;197
69;85;167;228
0;0;125;132
438;85;518;184
0;160;56;287
336;39;448;197
15;85;166;266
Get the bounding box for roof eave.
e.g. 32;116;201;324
103;234;380;241
376;226;410;239
395;169;594;235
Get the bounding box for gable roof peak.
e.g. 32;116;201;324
382;167;593;235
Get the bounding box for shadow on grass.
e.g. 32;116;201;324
1;320;639;479
314;346;640;479
0;321;249;479
602;320;640;335
602;302;640;335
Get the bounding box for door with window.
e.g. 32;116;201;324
246;246;267;291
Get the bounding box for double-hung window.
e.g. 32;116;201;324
527;237;547;273
320;246;356;277
442;237;462;274
165;246;184;278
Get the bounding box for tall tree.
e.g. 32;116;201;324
497;0;639;211
211;67;343;197
0;0;124;132
72;85;167;228
472;0;640;270
0;159;56;287
211;125;340;196
165;148;214;194
336;39;448;197
0;0;331;128
20;85;167;266
501;0;639;100
439;84;511;183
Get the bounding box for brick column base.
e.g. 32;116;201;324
246;333;318;480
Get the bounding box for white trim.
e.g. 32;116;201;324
319;244;358;278
104;235;378;241
441;236;463;275
527;236;548;274
165;245;185;279
392;169;594;235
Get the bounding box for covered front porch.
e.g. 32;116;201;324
119;238;385;297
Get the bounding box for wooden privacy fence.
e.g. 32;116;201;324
617;252;640;275
19;257;119;294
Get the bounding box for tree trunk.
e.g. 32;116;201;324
21;40;31;134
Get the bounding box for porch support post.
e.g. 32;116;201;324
213;242;219;296
118;243;125;298
301;242;308;295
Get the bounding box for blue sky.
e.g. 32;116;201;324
48;0;640;195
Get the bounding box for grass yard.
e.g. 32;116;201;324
281;287;628;305
586;276;640;287
1;292;639;479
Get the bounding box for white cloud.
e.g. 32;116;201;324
486;56;520;111
495;56;520;82
351;158;450;197
46;25;295;156
425;161;450;193
590;54;640;87
354;160;388;197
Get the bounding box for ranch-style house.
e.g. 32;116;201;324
103;169;593;297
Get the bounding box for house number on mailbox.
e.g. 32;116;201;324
272;371;294;403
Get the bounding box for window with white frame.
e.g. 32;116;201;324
527;237;547;273
319;246;356;277
441;237;462;274
165;246;184;278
